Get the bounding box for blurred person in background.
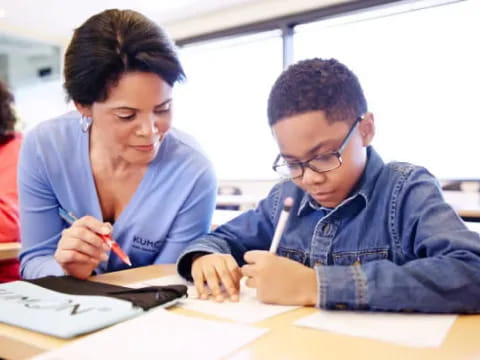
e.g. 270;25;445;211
0;80;21;283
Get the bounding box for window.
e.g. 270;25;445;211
294;0;480;179
174;31;283;180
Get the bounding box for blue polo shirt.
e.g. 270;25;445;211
19;111;217;279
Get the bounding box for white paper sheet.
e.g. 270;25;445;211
34;307;268;360
129;275;299;323
295;310;457;348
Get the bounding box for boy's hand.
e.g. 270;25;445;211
191;253;242;302
242;250;318;306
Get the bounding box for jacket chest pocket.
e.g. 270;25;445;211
332;248;389;266
277;247;307;265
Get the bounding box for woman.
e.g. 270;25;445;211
0;81;21;283
18;9;217;280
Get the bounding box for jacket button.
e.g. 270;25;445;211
322;223;330;233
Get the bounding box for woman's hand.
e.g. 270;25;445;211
55;216;111;279
191;253;242;302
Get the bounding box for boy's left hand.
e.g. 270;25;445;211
241;250;318;306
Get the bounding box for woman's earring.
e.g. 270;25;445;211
80;115;92;133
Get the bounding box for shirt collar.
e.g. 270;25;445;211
297;146;384;216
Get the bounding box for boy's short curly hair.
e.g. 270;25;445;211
267;58;367;126
0;81;17;145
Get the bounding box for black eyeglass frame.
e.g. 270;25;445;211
272;115;364;179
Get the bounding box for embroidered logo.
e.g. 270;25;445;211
132;236;163;253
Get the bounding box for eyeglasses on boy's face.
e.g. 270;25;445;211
272;115;363;180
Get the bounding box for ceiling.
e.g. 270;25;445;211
0;0;352;46
0;0;261;44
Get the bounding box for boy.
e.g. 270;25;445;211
177;58;480;312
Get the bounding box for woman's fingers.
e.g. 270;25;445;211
75;216;111;236
55;249;98;265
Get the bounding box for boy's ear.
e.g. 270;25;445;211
74;102;93;118
359;112;375;146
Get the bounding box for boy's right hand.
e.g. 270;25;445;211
55;216;111;280
191;253;242;302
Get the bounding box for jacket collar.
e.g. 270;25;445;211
297;146;384;216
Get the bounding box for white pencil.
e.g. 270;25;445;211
269;197;294;253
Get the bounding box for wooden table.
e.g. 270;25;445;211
0;242;21;261
1;264;480;360
457;209;480;222
443;191;480;222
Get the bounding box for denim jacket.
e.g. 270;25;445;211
177;147;480;313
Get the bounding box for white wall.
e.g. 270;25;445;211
14;78;72;130
219;179;277;200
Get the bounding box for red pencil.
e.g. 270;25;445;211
99;233;132;266
59;207;132;266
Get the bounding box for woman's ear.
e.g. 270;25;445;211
74;102;92;118
359;112;375;146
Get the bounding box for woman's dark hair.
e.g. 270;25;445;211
267;58;367;126
0;81;17;145
64;9;185;106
